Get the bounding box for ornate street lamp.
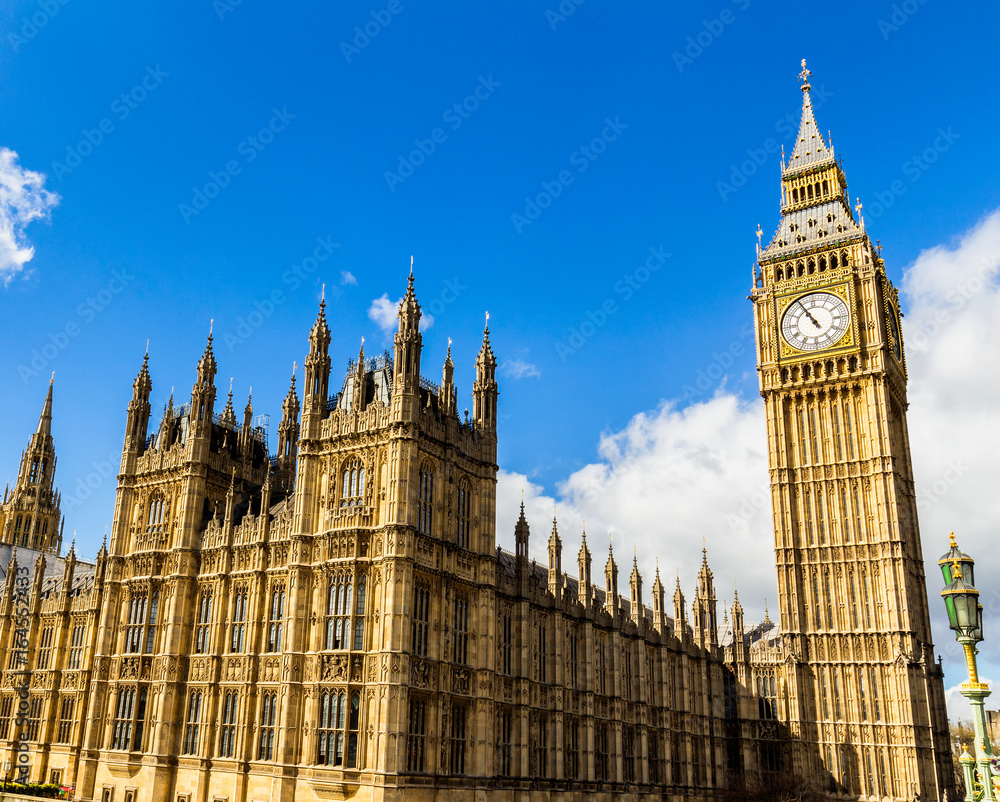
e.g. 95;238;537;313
941;532;995;801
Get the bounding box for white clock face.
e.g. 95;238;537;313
781;292;851;352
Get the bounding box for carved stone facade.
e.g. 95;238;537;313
0;64;953;802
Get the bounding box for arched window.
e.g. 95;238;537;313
146;495;166;532
267;587;285;652
125;590;158;653
340;459;366;506
195;592;212;654
318;691;346;766
354;577;366;650
418;465;434;535
326;575;360;650
230;589;248;652
456;480;471;549
258;693;278;761
218;692;239;757
29;458;39;483
183;691;202;754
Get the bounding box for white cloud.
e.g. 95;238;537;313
501;359;541;379
367;294;434;335
0;147;59;284
340;270;357;286
945;679;995;727
496;208;1000;680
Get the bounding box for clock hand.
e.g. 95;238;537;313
797;302;821;329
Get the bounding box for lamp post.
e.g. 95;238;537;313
941;532;995;801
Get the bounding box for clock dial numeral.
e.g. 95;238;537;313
781;292;851;352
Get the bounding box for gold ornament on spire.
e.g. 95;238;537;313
798;58;811;91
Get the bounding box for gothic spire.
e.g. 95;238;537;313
197;323;217;383
783;59;835;174
37;374;54;437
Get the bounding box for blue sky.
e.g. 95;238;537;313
2;1;1000;709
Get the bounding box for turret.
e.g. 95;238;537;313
731;587;746;661
303;293;331;434
578;530;592;611
694;547;718;648
473;314;498;432
605;540;618;623
441;339;456;417
548;512;562;601
514;501;529;595
220;381;237;429
393;266;422;397
673;574;686;637
239;390;254;458
630;552;643;635
124;352;152;459
651;562;667;634
190;328;218;439
276;368;300;492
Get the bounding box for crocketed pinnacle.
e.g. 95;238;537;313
784;59;835;174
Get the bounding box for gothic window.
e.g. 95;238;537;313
37;626;53;669
353;577;366;650
864;749;875;796
870;667;881;720
757;673;777;719
852;486;865;542
804;493;814;545
849;570;859;628
595;722;609;782
29;458;40;483
650;731;665;786
111;687;147;752
819;256;827;271
24;696;42;741
125;590;158;653
69;625;85;669
57;697;74;743
819;667;829;718
183;691;202;754
146;494;166;532
622;726;635;783
840;487;850;543
817;489;827;545
497;707;513;777
622;645;632;700
831;254;839;268
230;589;248;652
453;593;469;665
267;587;285;652
858;669;868;721
450;703;468;775
258;692;278;761
568;630;578;688
317;691;346;766
862;572;873;628
500;609;513;676
412;582;430;657
0;697;11;739
406;697;427;772
807;184;813;200
218;692;238;757
347;692;361;768
340;458;365;507
792;187;799;203
565;717;580;780
456;480;471;549
418;464;434;535
833;670;842;718
811;573;821;629
325;574;358;651
537;619;547;683
195;592;212;654
532;712;549;777
843;400;856;458
597;640;607;695
824;570;834;628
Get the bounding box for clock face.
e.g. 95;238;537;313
887;306;902;360
781;292;851;352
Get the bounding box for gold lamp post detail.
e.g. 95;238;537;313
941;533;995;800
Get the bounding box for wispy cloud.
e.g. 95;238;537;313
0;148;60;285
340;270;357;286
502;358;541;379
367;294;434;334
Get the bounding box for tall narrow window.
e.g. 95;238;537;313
412;582;430;657
347;693;361;768
849;571;859;628
844;401;856;459
24;696;42;741
537;620;547;683
111;688;136;751
69;625;85;669
833;405;844;460
597;641;607;695
859;670;868;721
195;593;212;654
218;692;238;757
817;490;827;544
824;571;834;629
406;698;427;772
0;697;11;740
325;576;353;650
798;407;809;464
317;691;345;766
183;691;202;754
500;609;512;675
804;493;814;544
863;572;873;628
57;697;74;743
267;588;285;652
622;726;635;783
353;577;366;651
450;703;467;775
456;482;471;549
497;707;512;776
29;459;39;483
833;670;842;718
622;646;633;700
418;466;434;535
853;487;865;541
258;692;277;761
870;667;881;720
145;590;159;653
810;408;821;463
453;594;469;664
532;712;549;777
819;667;829;718
125;594;147;653
840;487;850;543
595;723;609;782
37;627;53;669
811;573;822;629
568;631;578;689
231;589;248;652
340;459;365;506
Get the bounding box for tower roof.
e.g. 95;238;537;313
783;60;836;175
36;374;54;437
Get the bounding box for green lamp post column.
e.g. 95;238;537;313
941;532;995;801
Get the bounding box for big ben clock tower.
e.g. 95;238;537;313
751;62;953;799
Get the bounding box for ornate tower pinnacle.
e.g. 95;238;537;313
393;267;422;399
548;509;562;601
578;527;592;610
473;312;498;432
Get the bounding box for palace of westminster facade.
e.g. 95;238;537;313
0;65;956;801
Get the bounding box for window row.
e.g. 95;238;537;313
416;465;473;548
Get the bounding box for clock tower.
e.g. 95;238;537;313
751;62;953;799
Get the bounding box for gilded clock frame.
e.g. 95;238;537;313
774;282;856;363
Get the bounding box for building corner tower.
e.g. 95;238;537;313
750;61;952;799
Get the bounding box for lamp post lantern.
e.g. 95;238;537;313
941;532;995;800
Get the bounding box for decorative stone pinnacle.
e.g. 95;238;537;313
798;58;811;91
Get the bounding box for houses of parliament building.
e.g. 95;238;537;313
0;64;955;801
